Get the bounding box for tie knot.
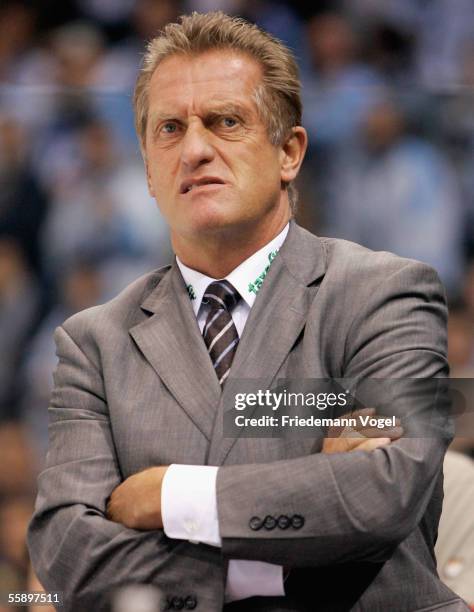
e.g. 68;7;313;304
204;280;240;311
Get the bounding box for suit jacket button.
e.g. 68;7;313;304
291;514;305;529
249;516;263;530
171;596;184;609
277;515;291;529
263;515;277;530
184;596;197;609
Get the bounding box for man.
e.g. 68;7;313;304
436;451;474;607
27;11;468;612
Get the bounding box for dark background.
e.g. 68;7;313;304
1;1;473;609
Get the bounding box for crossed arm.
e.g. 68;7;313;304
27;260;449;610
105;415;397;531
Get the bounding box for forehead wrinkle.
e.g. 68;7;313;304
150;58;259;104
147;51;264;132
149;98;255;128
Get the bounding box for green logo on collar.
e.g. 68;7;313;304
248;250;278;295
186;284;196;300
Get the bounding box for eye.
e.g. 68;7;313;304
222;117;238;128
161;122;178;134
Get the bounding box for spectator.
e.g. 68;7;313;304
39;118;170;281
0;493;34;612
325;97;464;295
0;421;35;496
0;115;49;281
0;239;41;418
448;300;474;378
302;11;384;150
436;451;474;606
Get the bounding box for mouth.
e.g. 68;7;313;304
180;177;226;195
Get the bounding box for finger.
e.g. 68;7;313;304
322;435;360;453
342;437;374;451
356;437;392;452
106;501;115;520
329;436;370;452
327;411;402;439
353;426;404;439
106;495;120;521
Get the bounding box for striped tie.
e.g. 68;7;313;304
202;280;241;386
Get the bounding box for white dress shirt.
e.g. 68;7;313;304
161;224;289;603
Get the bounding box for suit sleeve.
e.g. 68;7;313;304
27;325;225;612
215;261;451;567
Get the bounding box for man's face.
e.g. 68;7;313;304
144;50;289;242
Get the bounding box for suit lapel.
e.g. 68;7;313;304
207;222;327;465
129;262;221;441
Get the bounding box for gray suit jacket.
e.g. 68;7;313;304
27;222;469;612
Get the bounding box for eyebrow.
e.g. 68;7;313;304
149;102;252;128
206;102;251;118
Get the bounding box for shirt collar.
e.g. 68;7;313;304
176;223;289;316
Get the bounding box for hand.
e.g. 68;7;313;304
106;466;169;530
322;408;403;454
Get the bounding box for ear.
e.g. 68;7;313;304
279;126;308;184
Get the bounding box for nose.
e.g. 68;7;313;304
180;120;215;171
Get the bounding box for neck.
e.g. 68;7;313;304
173;213;290;279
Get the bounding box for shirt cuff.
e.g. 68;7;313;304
161;463;221;546
225;561;285;603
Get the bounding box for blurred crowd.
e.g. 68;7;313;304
0;0;474;609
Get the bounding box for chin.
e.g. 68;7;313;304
184;201;240;235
